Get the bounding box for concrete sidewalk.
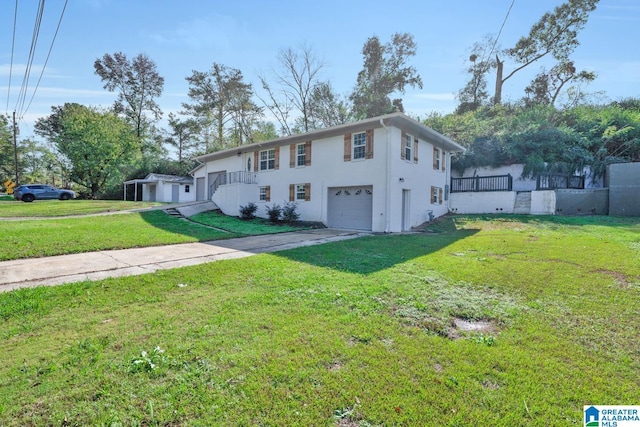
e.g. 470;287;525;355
0;229;368;293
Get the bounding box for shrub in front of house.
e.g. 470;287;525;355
239;202;258;220
265;204;282;223
281;202;300;223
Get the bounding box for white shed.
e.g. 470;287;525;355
123;173;195;203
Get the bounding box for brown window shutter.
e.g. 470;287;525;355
305;141;311;166
442;151;446;172
289;144;295;168
439;188;443;204
304;183;311;201
343;133;351;161
289;184;294;202
274;147;280;170
254;151;258;172
400;131;406;160
366;129;374;159
265;185;271;202
433;147;438;169
414;137;419;163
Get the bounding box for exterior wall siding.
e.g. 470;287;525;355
192;114;464;232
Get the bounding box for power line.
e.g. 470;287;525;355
490;0;516;60
5;0;19;115
15;0;46;118
23;0;69;116
478;0;516;73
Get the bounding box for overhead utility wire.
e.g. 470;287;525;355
15;0;45;119
479;0;516;73
23;0;69;116
5;0;19;115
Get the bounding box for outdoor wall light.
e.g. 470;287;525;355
399;177;405;182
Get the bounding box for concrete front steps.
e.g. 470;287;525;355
513;191;532;214
164;201;219;218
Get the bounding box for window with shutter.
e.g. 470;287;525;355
403;133;412;161
259;149;276;171
259;186;270;201
353;132;366;159
296;142;307;167
433;147;441;170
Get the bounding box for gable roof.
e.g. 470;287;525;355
194;112;465;164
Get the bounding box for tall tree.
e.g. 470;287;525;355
456;36;495;114
523;61;596;107
306;81;352;128
182;63;261;152
492;0;598;104
0;115;15;184
350;32;423;119
164;113;200;163
94;52;164;147
34;104;137;198
258;45;325;135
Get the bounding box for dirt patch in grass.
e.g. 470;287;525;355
452;318;497;333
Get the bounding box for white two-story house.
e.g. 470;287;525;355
191;112;465;232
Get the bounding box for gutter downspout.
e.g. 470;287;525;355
380;118;391;233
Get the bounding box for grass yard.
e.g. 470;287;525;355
0;208;308;261
0;215;638;425
0;211;233;261
0;199;163;218
190;210;310;234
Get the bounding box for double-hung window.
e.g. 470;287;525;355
433;148;441;170
259;186;268;201
404;133;413;161
431;186;443;204
353;132;366;160
296;184;306;200
296;143;306;167
260;149;276;171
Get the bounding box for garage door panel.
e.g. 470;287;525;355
328;186;373;230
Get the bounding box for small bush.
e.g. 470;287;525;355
265;204;282;223
239;202;258;220
281;201;300;223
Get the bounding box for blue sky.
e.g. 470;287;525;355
1;0;639;138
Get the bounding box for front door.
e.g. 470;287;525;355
171;184;179;203
196;177;205;201
402;189;411;231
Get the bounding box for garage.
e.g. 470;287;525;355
327;186;373;230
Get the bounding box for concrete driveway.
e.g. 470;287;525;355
0;229;369;293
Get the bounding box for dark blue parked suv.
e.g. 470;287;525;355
13;184;76;202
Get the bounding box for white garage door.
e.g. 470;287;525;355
327;186;373;231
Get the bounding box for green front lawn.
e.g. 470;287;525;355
1;215;638;425
190;210;309;234
0;199;163;217
0;211;234;260
0;209;309;261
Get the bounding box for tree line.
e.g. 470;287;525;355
4;0;637;199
